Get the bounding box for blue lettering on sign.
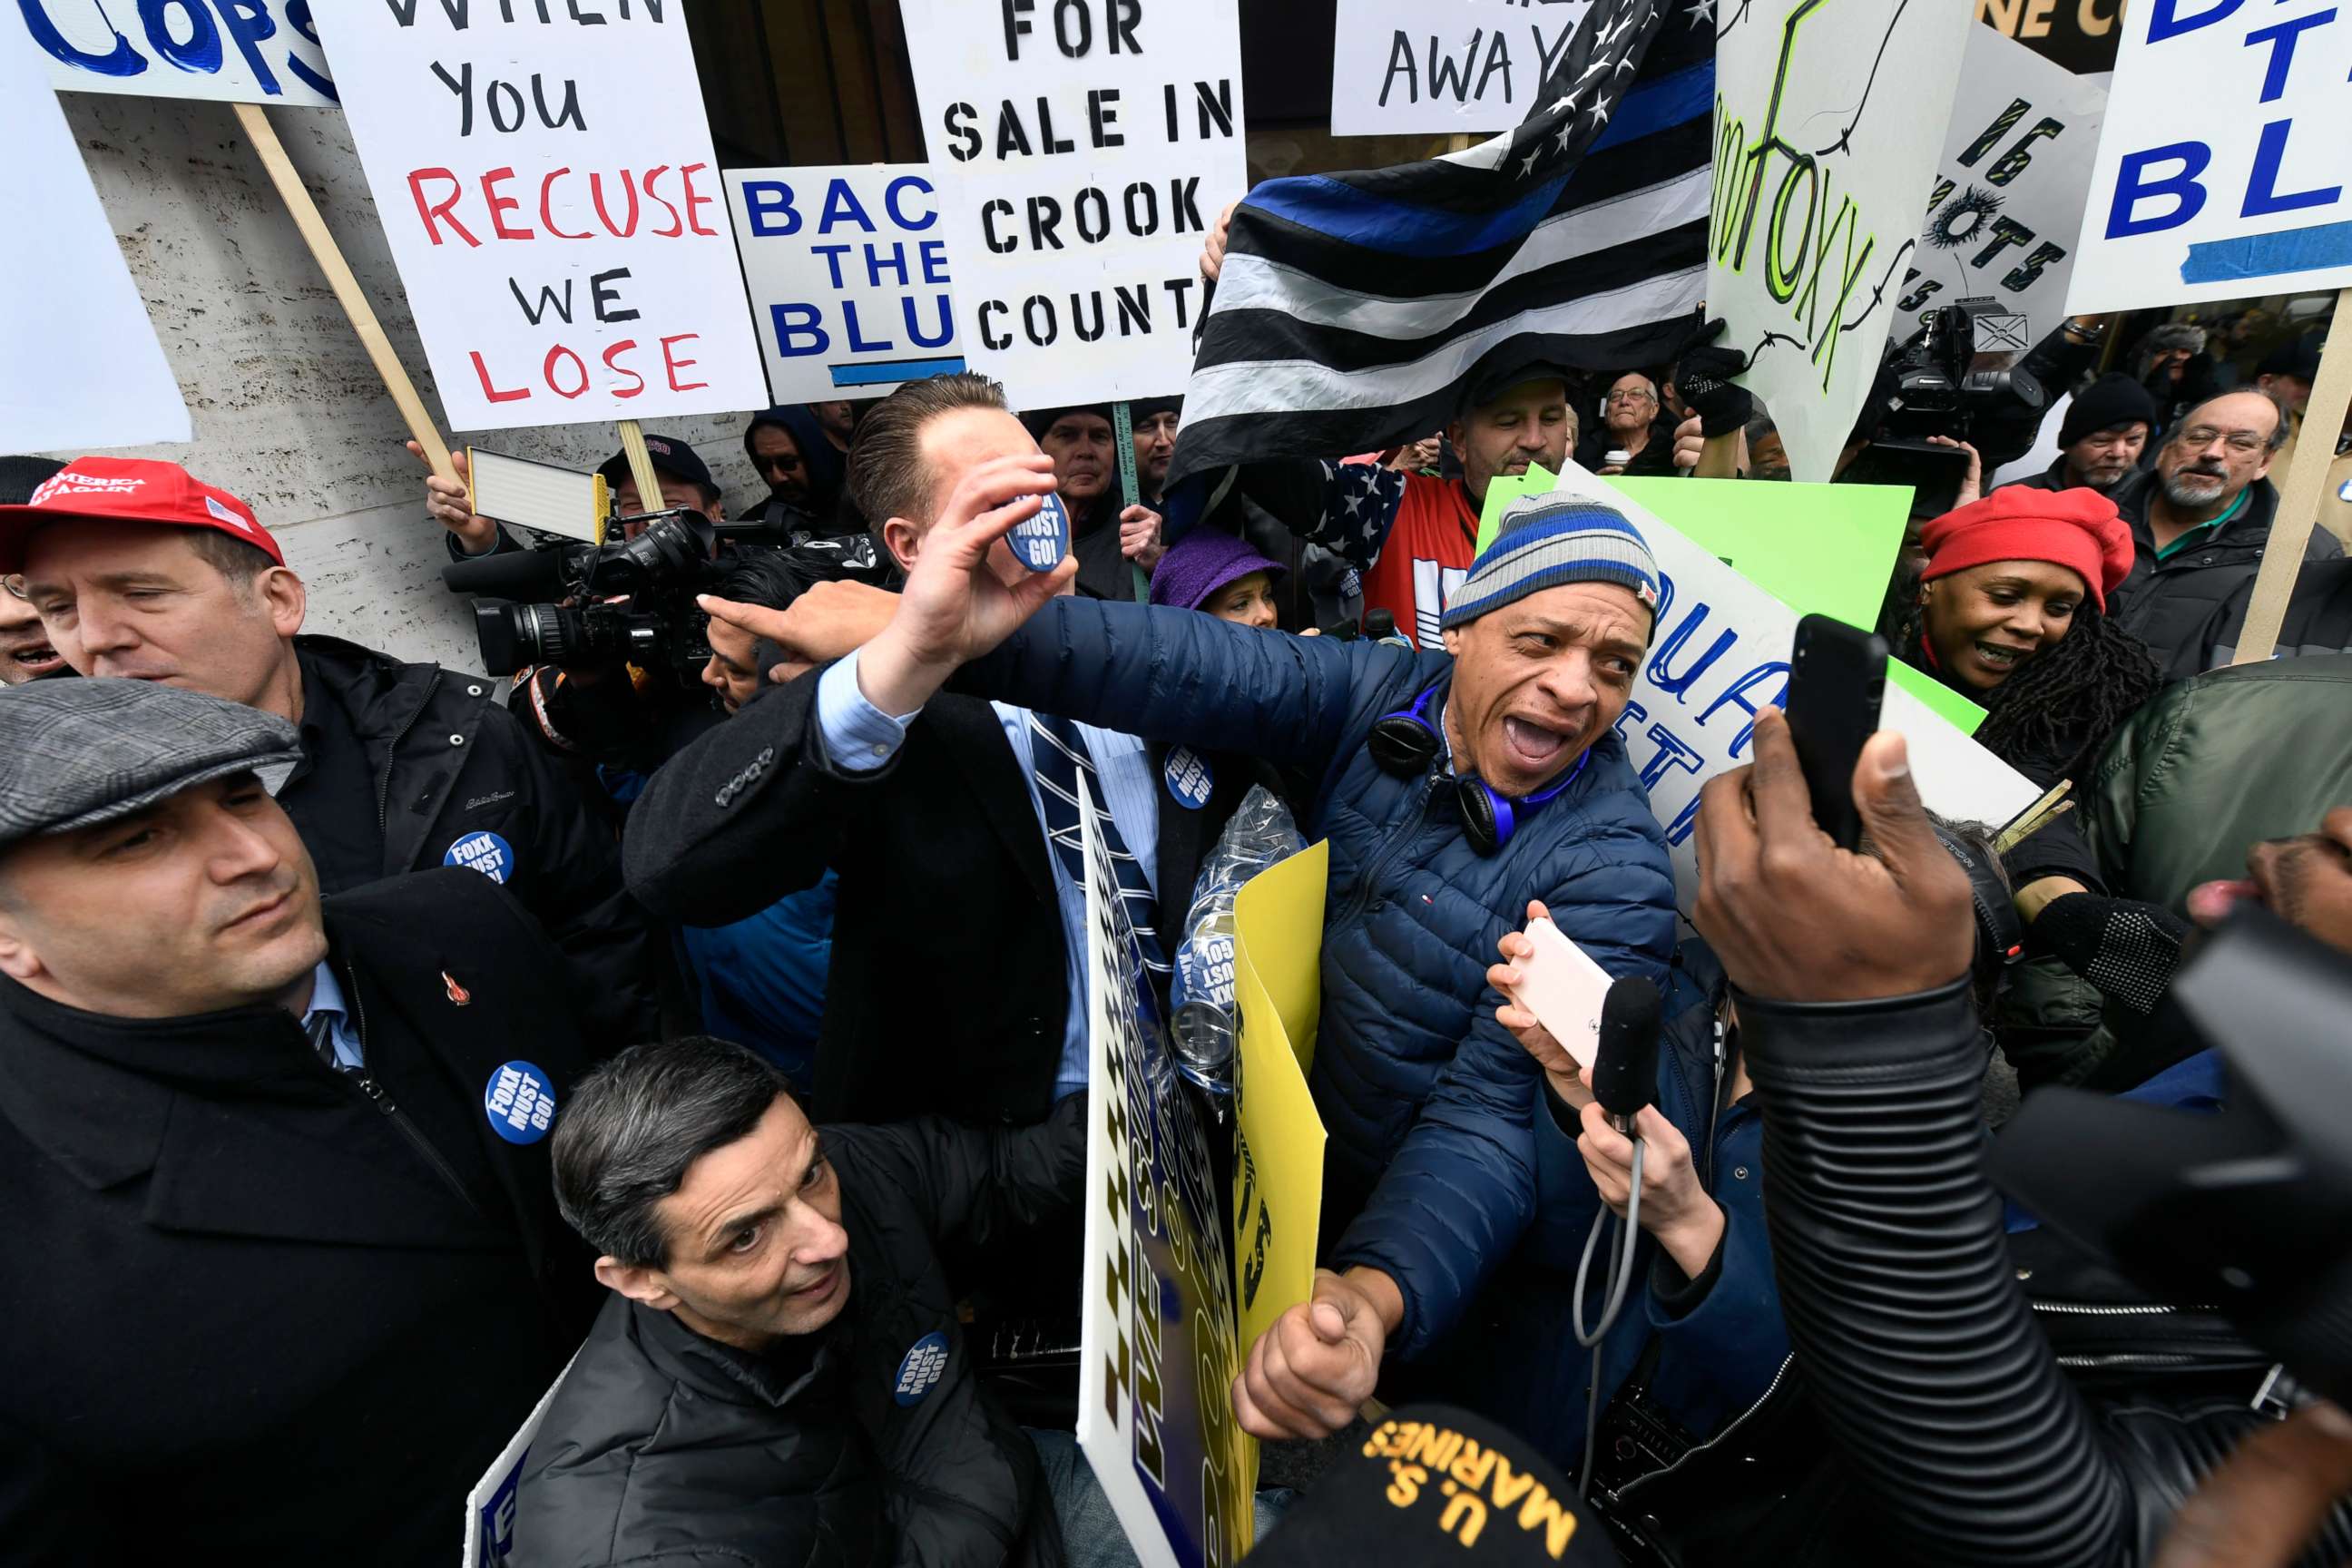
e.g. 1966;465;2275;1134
893;1330;950;1406
16;0;338;100
484;1061;557;1146
738;172;959;389
1162;746;1213;809
444;829;515;886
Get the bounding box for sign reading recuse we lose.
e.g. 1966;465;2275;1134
895;0;1249;407
727;165;966;405
309;0;767;431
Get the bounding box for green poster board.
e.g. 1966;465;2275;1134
1474;471;1984;734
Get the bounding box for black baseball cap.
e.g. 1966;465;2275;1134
597;434;717;499
1251;1406;1611;1568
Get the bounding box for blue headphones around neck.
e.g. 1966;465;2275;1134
1366;683;1588;855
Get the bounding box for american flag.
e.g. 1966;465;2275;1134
1167;0;1716;489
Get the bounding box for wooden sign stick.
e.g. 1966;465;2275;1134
613;419;665;525
2232;285;2352;665
231;103;455;483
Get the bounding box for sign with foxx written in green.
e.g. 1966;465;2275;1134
1706;0;1975;482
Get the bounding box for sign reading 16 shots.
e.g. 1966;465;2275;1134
727;165;966;404
894;0;1249;407
2067;0;2352;311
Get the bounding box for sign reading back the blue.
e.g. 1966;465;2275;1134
726;164;965;404
10;0;338;106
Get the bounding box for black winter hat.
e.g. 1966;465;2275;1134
2058;373;2161;447
1250;1406;1612;1568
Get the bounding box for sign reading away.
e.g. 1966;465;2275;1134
1710;0;1974;482
895;0;1248;407
1328;0;1595;138
2064;0;2352;313
1075;776;1254;1568
309;1;767;431
8;0;336;105
1902;26;2105;350
727;164;965;404
3;29;189;449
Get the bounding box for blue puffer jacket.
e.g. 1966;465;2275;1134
962;600;1677;1351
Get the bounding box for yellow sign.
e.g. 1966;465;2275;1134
1230;842;1330;1362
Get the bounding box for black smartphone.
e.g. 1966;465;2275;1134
1784;614;1888;850
1838;436;1973;518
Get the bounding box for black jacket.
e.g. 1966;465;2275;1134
2105;474;2342;680
0;870;602;1563
622;659;1271;1131
291;634;657;1043
1732;979;2352;1566
514;1102;1084;1568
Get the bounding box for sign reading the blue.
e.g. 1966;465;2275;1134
726;164;965;404
9;0;337;106
2066;0;2352;310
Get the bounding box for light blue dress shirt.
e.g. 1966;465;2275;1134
302;960;366;1072
816;650;1159;1100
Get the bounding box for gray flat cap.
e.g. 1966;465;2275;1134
0;678;301;851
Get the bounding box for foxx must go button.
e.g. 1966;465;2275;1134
444;830;514;885
485;1061;557;1145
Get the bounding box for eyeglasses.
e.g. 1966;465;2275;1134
2175;426;2268;454
1606;389;1656;406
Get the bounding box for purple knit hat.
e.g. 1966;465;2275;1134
1150;526;1287;612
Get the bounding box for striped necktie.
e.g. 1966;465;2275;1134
1027;710;1171;998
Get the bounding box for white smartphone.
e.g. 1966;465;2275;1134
1508;916;1615;1071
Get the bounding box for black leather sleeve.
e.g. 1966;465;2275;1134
1736;980;2132;1567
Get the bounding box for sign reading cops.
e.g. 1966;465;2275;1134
7;0;337;106
726;164;966;404
894;0;1249;407
2065;0;2352;312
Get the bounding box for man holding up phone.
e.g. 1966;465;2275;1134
665;484;1681;1440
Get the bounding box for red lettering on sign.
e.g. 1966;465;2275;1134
410;168;479;248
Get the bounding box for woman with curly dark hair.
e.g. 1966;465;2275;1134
1893;488;2162;901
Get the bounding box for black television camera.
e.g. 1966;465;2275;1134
1844;298;2050;515
442;508;718;680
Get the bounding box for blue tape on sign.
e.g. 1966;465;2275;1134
2180;220;2352;284
830;357;967;387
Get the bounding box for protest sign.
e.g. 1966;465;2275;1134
1476;468;1984;734
463;1357;574;1568
727;164;965;404
309;2;767;432
1901;28;2105;349
895;0;1248;407
2064;0;2352;312
1230;842;1328;1364
1327;0;1595;138
1974;0;2124;77
3;33;189;450
1552;464;2038;902
8;0;336;106
1076;777;1255;1568
1710;0;1975;483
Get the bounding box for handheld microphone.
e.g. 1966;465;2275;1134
1592;976;1662;1137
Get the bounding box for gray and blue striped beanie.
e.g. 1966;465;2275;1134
1439;495;1661;634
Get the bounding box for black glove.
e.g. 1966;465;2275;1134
1674;317;1753;438
2024;893;2190;1017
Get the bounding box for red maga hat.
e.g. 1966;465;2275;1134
1919;486;2133;611
0;457;282;576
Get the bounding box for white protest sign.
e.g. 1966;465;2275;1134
726;165;965;405
7;0;336;106
896;0;1247;407
1710;0;1975;482
309;2;767;432
462;1356;574;1567
2;33;189;450
1328;0;1595;138
1902;26;2106;348
1074;777;1255;1568
1549;465;2041;905
2064;0;2352;312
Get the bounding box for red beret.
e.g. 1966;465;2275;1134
1918;487;2134;611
